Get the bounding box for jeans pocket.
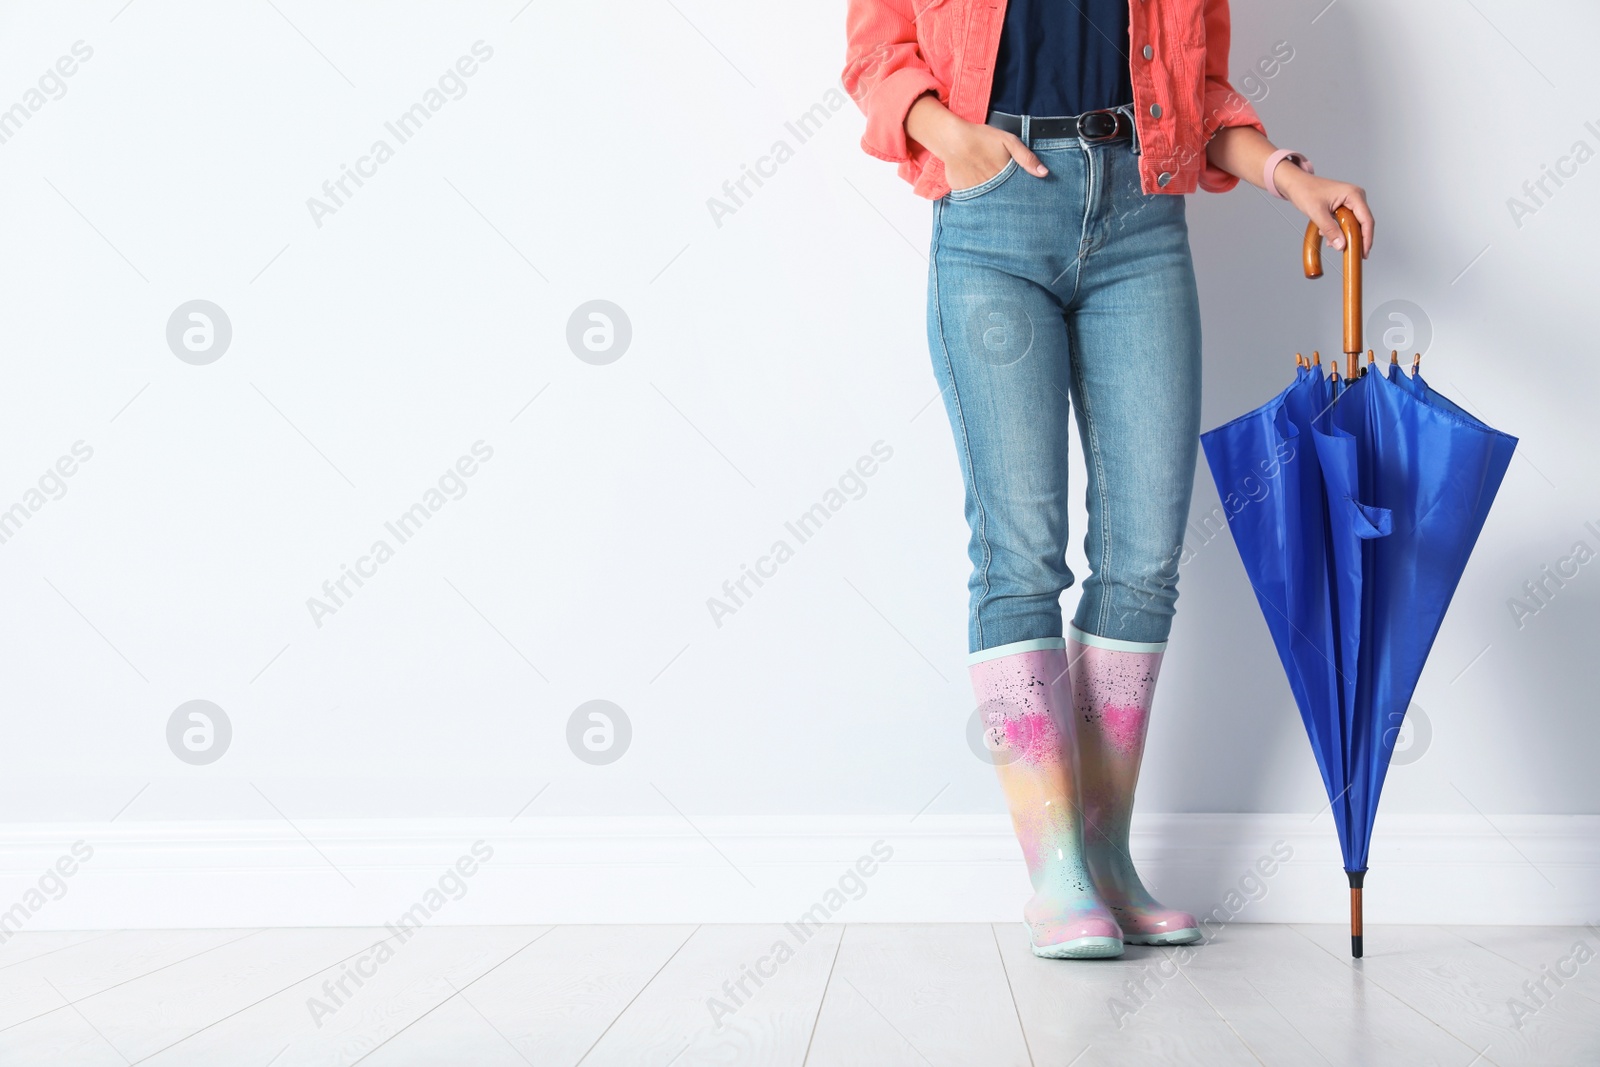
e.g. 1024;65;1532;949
947;158;1020;202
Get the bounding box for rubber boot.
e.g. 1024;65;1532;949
1068;626;1201;945
970;641;1124;959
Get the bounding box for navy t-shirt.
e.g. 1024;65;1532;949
989;0;1133;117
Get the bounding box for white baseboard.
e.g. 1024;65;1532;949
1;814;1594;931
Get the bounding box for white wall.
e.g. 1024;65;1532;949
0;0;1594;925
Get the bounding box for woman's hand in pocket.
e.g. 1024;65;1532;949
942;124;1045;190
907;94;1047;190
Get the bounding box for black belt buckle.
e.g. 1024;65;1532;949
1077;108;1121;143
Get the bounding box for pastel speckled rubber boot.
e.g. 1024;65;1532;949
1068;626;1202;946
970;640;1124;960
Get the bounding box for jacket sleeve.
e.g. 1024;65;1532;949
843;0;944;164
1198;0;1267;193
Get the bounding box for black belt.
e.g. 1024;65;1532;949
986;107;1134;144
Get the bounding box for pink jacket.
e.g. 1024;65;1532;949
842;0;1265;199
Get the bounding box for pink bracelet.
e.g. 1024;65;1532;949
1263;149;1314;199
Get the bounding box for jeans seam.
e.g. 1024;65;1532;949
1067;144;1095;307
1069;319;1115;637
930;201;992;649
948;158;1019;202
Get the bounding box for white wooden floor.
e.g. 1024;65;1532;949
0;924;1594;1066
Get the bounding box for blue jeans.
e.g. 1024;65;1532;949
927;125;1202;654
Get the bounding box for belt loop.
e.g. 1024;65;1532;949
1020;114;1031;147
1122;103;1141;156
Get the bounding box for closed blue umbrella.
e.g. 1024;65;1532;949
1200;208;1517;956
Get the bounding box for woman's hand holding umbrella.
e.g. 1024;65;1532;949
1206;125;1376;257
1277;164;1377;258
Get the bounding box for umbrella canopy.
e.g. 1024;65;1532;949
1199;208;1517;956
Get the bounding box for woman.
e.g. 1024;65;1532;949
843;1;1374;959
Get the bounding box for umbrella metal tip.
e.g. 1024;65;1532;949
1390;349;1400;364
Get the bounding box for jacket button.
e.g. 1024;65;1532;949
1157;172;1172;186
1142;45;1154;60
1150;103;1162;118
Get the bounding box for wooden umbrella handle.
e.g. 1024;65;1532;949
1303;206;1365;380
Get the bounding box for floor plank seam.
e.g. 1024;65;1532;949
1165;944;1270;1067
571;923;701;1067
839;975;938;1065
989;922;1036;1067
3;928;266;1038
129;929;409;1064
41;975;132;1065
799;924;846;1067
1237;974;1337;1067
0;931;120;973
348;927;554;1066
1449;928;1600;1012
